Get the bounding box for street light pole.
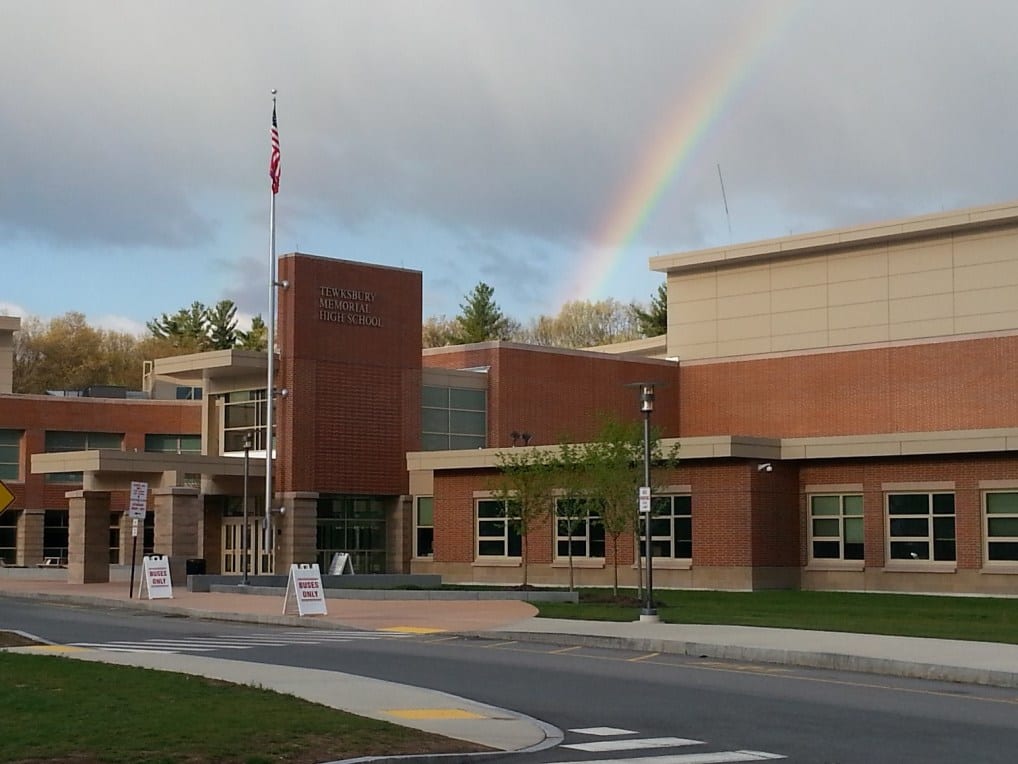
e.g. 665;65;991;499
241;431;253;586
639;383;657;621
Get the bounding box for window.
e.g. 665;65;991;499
422;385;487;451
887;492;955;561
810;494;863;560
985;492;1018;562
43;509;68;561
175;386;203;400
0;510;15;564
0;430;20;481
145;434;202;454
316;495;387;573
476;499;521;557
222;390;270;453
643;495;692;559
556;498;605;558
44;431;123;483
415;497;434;557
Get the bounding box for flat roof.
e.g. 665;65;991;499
650;199;1018;274
150;349;268;382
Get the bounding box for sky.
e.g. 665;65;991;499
3;0;1018;336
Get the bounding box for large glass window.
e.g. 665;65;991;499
643;495;692;559
415;497;434;557
422;385;487;451
476;499;521;557
556;498;605;558
810;494;864;560
43;509;68;561
145;434;201;454
316;495;386;573
0;510;16;564
0;429;21;481
222;390;271;453
44;431;123;484
986;492;1018;562
887;492;955;562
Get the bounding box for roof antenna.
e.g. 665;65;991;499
717;162;732;241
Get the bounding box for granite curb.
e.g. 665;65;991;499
468;629;1018;689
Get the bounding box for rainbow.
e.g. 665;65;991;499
562;1;803;306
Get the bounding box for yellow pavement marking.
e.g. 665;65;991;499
482;640;518;648
628;652;660;662
386;708;486;720
379;626;446;634
550;645;582;654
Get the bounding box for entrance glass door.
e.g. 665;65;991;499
222;518;273;575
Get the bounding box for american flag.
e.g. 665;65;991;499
270;104;280;194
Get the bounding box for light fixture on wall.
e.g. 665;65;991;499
757;463;773;473
510;431;533;447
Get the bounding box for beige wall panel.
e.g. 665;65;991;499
716;337;770;357
772;330;831;353
673;340;718;361
954;259;1018;292
889;317;955;341
717;315;770;342
673;319;718;344
716;266;770;298
827;277;889;306
673;296;718;322
954;311;1018;334
772;284;827;312
952;230;1018;266
954;285;1017;317
829;325;890;346
670;272;717;302
828;300;888;330
771;307;827;336
827;249;888;282
717;291;770;319
887;242;953;275
888;268;953;299
769;256;828;289
889;294;953;324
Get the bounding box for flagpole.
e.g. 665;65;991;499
265;89;279;559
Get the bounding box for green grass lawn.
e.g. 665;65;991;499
535;589;1018;644
0;651;484;764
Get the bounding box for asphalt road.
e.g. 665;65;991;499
4;598;1018;763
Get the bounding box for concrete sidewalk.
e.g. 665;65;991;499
4;571;1018;760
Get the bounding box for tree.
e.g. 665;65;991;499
13;312;145;393
453;283;516;344
491;446;558;588
515;298;643;348
422;315;459;348
206;300;239;350
146;301;210;351
237;315;268;351
631;282;668;337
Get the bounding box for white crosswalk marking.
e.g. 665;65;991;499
564;737;703;752
544;752;784;764
570;727;639;736
69;629;415;654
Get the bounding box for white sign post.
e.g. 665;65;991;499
283;563;328;616
139;554;173;600
638;485;651;513
127;482;149;598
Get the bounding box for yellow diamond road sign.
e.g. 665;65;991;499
0;479;14;515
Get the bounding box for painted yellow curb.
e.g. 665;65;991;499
386;708;486;720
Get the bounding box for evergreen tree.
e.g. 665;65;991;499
206;300;239;350
237;315;268;351
631;282;668;337
453;282;515;344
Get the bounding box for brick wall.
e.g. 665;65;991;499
681;334;1018;438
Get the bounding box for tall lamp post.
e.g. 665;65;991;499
241;431;253;586
636;383;657;621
